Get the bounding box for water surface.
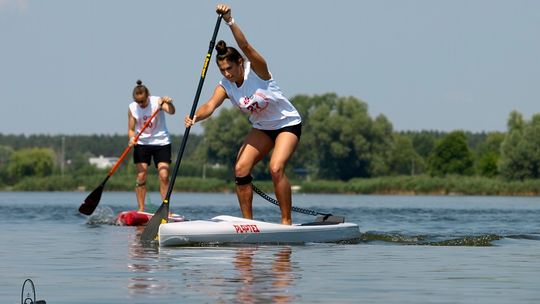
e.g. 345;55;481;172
1;192;539;303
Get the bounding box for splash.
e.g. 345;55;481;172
86;206;116;225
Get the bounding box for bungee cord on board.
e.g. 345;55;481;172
252;184;345;223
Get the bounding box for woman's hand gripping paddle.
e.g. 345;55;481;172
140;15;223;242
78;107;161;215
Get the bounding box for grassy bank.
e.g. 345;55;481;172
300;176;540;195
3;174;540;196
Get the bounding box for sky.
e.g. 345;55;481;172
1;0;539;135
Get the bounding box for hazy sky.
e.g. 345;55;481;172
1;0;539;135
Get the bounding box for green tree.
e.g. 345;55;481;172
507;110;525;132
69;151;100;176
387;134;424;175
294;94;372;180
0;145;13;164
404;131;446;158
477;152;499;177
400;131;446;174
0;145;14;184
291;93;395;180
428;131;474;176
369;114;394;176
7;148;56;183
475;132;504;177
499;112;540;180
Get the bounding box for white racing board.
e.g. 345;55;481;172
158;215;360;246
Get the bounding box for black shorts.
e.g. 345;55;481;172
259;123;302;142
133;144;172;167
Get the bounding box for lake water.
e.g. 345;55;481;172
1;191;540;303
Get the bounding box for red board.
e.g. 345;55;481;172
115;210;185;226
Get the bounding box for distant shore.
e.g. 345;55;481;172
2;175;540;196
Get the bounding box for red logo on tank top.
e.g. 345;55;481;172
143;115;153;128
239;92;269;114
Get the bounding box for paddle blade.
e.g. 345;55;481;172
140;200;169;242
78;184;104;215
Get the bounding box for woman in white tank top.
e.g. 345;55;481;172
185;4;302;225
128;80;176;212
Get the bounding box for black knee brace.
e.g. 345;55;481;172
235;175;253;185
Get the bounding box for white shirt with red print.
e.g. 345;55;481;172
219;62;301;130
128;96;171;145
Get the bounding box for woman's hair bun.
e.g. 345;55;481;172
136;79;143;86
215;40;228;55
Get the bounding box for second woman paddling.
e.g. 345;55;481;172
129;80;176;212
185;4;302;225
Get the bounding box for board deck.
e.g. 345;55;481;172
158;215;360;246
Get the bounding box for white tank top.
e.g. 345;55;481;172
219;62;301;130
128;96;171;145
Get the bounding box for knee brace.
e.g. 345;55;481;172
235;175;253;186
135;180;146;187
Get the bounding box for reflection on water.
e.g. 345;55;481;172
272;247;295;303
232;246;296;303
126;227;166;294
124;229;299;302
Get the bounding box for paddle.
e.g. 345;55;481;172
140;15;223;242
78;107;161;215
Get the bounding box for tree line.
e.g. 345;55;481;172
199;93;537;181
0;93;538;189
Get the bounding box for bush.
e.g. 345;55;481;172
12;175;79;191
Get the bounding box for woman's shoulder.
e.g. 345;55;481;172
246;61;274;83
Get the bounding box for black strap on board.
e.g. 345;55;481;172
252;183;344;223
